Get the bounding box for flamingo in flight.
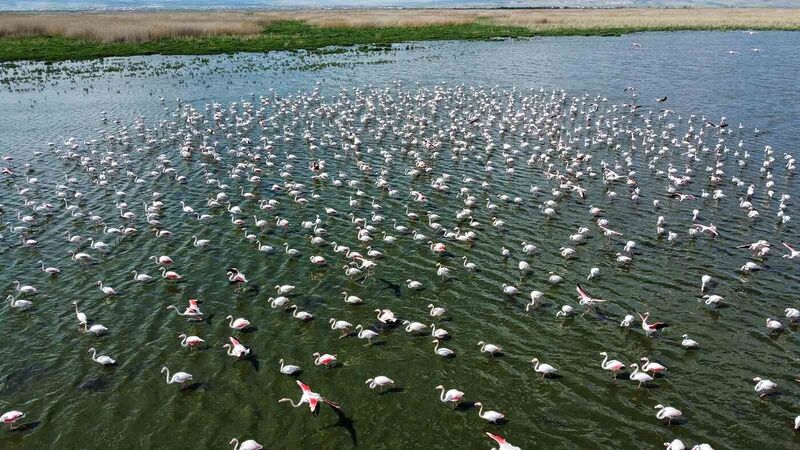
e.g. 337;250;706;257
278;380;339;413
576;284;607;316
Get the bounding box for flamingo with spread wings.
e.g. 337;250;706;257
278;380;340;414
576;284;607;316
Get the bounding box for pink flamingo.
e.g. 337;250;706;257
159;267;182;280
226;315;251;331
223;336;250;358
486;432;521;450
150;255;173;265
599;352;625;379
313;352;337;368
278;380;340;413
178;334;204;349
638;311;669;337
1;410;24;429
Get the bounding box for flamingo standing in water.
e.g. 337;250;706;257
434;384;464;408
600;352;626;379
474;402;506;423
641;357;668;376
161;367;193;388
639;311;669;336
167;304;203;321
229;438;263;450
223;336;250;358
226;315;251;331
178;334;204;349
227;268;247;292
365;376;395;392
576;284;607;316
278;380;339;413
0;410;25;429
279;359;301;375
313;352;337;368
654;404;683;425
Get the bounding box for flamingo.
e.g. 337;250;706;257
167;303;203;321
434;384;464;408
485;432;521;450
7;294;33;310
681;334;700;349
83;322;108;335
753;377;777;397
600;352;625;379
0;410;25;429
12;281;37;295
430;324;449;339
150;255;173;265
312;352;337;368
178;334;204;349
96;281;117;296
88;347;115;366
639;311;669;336
278;359;301;375
477;341;502;356
655;404;683;424
229;438;263;450
161;367;193;388
278;380;339;413
641;357;668;376
288;305;314;321
474;402;505;423
365;376;395;392
223;336;250;358
227;268;247;292
576;284;607;315
629;363;654;388
37;261;60;275
329;318;353;338
159;266;182;280
355;324;379;344
531;358;558;380
375;309;396;323
226;315;251;330
433;339;455;357
73;301;87;325
131;270;154;283
339;292;364;305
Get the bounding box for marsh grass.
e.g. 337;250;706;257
0;8;798;61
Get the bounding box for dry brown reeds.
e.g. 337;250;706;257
0;8;798;43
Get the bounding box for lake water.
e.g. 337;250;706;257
0;32;799;450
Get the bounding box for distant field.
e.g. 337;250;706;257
0;8;798;61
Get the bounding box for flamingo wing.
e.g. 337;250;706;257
486;432;508;445
229;336;242;347
784;242;796;251
308;396;319;412
296;380;312;393
651;321;670;330
576;284;591;301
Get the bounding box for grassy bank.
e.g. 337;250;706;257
0;9;799;62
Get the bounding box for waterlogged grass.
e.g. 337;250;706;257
0;19;795;62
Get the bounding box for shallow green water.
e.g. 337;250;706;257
0;33;799;450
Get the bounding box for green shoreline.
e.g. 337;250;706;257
0;21;796;63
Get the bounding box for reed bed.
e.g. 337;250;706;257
0;8;798;43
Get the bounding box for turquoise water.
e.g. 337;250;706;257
0;32;799;449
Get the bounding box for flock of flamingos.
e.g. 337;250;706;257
1;83;798;449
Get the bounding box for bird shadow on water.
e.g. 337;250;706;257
378;387;404;395
179;382;204;393
378;278;402;297
9;421;40;433
239;353;260;371
322;403;357;447
455;401;477;412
